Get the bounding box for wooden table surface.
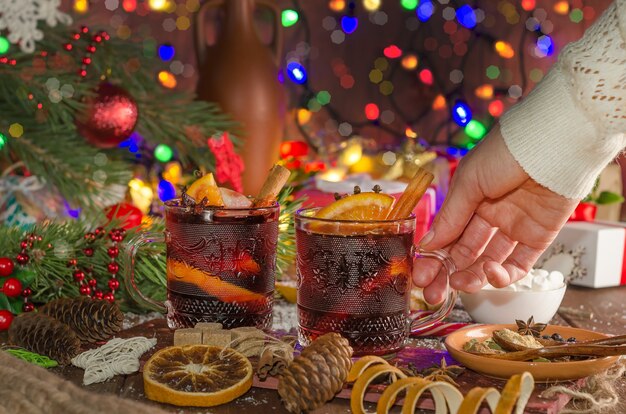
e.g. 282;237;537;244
9;285;626;413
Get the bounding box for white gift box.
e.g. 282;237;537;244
538;221;626;288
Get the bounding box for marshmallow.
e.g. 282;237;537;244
547;271;565;289
531;275;552;291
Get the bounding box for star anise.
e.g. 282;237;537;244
515;316;547;337
421;358;465;387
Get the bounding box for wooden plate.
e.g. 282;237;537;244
444;324;619;382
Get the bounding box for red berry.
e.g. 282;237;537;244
108;278;120;291
93;290;104;300
103;292;115;303
16;253;29;265
20;240;29;249
88;278;97;287
67;258;78;267
0;310;14;331
0;257;14;277
22;302;35;312
83;247;94;257
107;246;119;258
79;285;91;296
95;226;105;236
73;270;85;282
107;262;119;274
21;287;32;297
2;278;23;297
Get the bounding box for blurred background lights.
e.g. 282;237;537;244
364;103;380;120
329;0;346;12
122;0;137;12
401;0;418;11
281;9;299;27
297;108;312;124
456;5;477;29
465;119;487;139
536;35;554;56
521;0;536;11
341;15;358;34
383;45;402;59
452;101;472;126
554;1;570;15
363;0;381;12
158;70;177;88
0;36;9;55
154;144;173;162
494;41;515;58
416;0;434;22
569;9;584;23
162;162;182;184
418;69;434;85
73;0;89;13
382;151;397;165
405;127;418;138
158;179;176;202
149;0;168;11
286;62;307;84
475;84;494;100
401;54;418;70
8;123;23;138
0;133;6;150
158;44;175;61
432;94;446;110
340;141;363;166
488;100;504;117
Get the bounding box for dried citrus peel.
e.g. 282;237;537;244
347;355;389;383
402;380;464;414
350;363;407;414
458;371;534;414
458;387;501;413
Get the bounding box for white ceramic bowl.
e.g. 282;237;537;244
459;284;567;324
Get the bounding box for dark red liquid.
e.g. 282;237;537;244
165;204;279;330
296;228;414;355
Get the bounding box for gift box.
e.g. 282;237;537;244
294;174;436;241
538;221;626;288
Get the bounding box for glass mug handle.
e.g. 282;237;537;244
409;247;458;335
123;232;167;313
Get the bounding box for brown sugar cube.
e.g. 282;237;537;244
173;328;202;346
194;322;223;332
230;327;266;357
202;331;233;348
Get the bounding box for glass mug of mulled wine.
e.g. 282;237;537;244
295;208;457;356
124;200;280;330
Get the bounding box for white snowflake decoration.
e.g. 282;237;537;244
0;0;72;53
536;243;587;282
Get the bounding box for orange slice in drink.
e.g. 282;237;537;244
167;259;265;303
275;280;298;303
143;345;253;407
187;173;224;206
315;192;395;221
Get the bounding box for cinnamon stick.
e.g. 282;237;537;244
253;164;291;207
387;167;434;219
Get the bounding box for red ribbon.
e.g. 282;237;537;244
568;202;597;222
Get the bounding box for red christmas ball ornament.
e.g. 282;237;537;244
88;278;98;288
16;253;29;265
0;257;14;277
2;278;23;297
22;302;35;313
73;270;86;282
84;247;94;257
105;202;143;230
0;310;14;331
103;292;115;303
108;278;120;291
75;82;139;149
21;287;32;297
79;285;91;296
107;246;119;258
93;290;104;300
67;258;78;267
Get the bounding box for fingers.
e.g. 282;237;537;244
489;243;545;287
449;230;517;292
413;215;494;288
420;171;481;251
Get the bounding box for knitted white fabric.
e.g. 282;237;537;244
501;0;626;200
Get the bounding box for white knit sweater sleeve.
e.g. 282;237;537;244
500;0;626;200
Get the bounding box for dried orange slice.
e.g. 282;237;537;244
315;192;395;221
187;173;224;206
143;345;252;407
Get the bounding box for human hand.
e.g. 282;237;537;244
413;125;579;304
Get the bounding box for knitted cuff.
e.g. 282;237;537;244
500;68;623;200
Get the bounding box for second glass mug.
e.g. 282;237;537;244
295;208;457;356
124;200;280;330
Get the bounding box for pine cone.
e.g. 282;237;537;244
278;333;353;413
40;297;123;343
8;313;81;365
